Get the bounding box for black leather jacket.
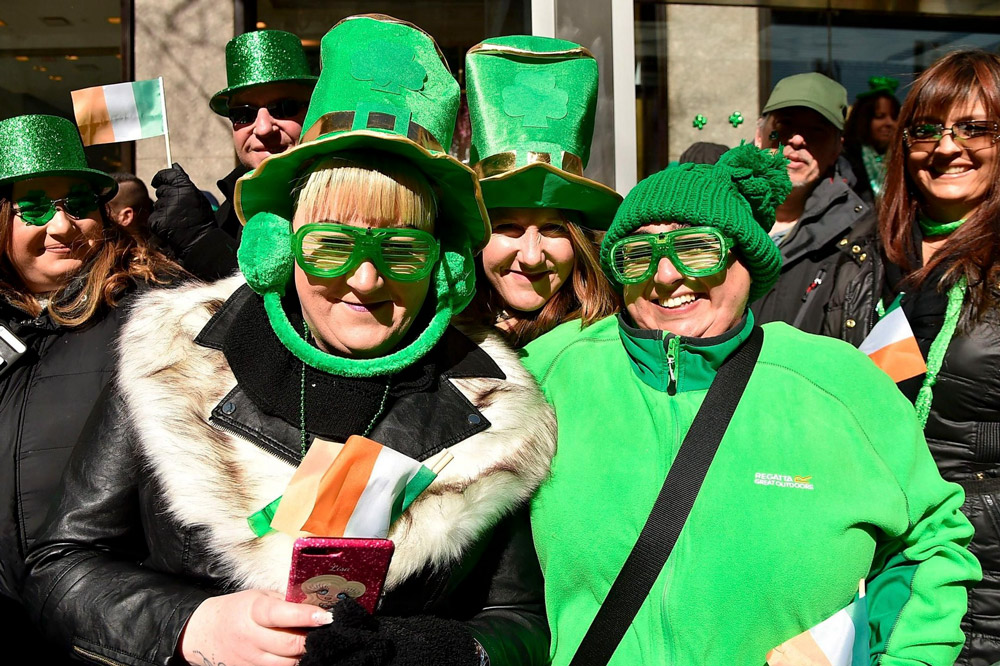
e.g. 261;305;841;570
23;283;550;666
890;262;1000;666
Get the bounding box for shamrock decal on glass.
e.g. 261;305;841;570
729;111;744;128
502;71;568;128
693;114;707;130
350;40;426;95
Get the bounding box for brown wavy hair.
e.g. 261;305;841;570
879;49;1000;319
469;213;620;348
0;192;185;328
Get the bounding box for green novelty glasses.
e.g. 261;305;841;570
292;223;441;282
13;185;100;226
608;226;734;284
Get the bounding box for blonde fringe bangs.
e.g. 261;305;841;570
293;155;438;232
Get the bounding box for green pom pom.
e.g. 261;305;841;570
239;212;293;295
717;143;792;232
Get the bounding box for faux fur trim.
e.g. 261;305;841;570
117;276;556;593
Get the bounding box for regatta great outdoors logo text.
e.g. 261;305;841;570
754;472;814;490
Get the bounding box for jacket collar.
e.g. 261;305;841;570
195;284;505;464
217;165;250;203
617;310;754;394
781;177;868;266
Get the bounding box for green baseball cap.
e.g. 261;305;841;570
465;35;621;230
761;72;848;131
209;30;318;116
0;114;116;198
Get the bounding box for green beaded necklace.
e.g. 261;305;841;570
912;213;968;428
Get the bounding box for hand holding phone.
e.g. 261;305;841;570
285;537;394;614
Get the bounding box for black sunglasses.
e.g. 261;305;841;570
227;98;306;126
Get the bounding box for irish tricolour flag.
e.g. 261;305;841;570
859;295;927;383
766;581;869;666
248;436;451;539
71;78;167;146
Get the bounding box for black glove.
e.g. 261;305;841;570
148;163;217;257
301;598;480;666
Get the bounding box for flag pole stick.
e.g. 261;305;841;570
158;76;173;167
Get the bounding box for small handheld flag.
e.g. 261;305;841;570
859;295;927;383
71;77;172;166
249;435;451;539
766;580;869;666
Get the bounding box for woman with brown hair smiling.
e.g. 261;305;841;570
464;35;621;347
879;48;1000;665
0;114;180;663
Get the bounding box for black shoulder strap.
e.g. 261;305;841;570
569;325;764;666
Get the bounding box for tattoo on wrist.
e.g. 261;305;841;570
193;650;227;666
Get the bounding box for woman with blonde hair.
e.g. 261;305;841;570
0;114;181;663
25;16;552;666
464;35;621;347
879;48;1000;664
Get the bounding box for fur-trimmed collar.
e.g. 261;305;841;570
117;276;555;592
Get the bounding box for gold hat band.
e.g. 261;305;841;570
473;150;584;179
301;110;444;153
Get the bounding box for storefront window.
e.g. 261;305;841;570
0;0;128;172
635;1;1000;178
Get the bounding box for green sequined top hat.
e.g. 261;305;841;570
601;143;791;302
0;115;116;198
209;29;318;116
235;15;488;379
465;35;622;231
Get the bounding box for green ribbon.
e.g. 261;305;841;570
247;495;283;537
918;214;965;237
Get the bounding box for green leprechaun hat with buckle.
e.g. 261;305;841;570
209;29;318;116
234;14;489;379
465;35;622;230
0;114;116;198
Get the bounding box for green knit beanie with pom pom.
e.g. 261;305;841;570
601;143;791;302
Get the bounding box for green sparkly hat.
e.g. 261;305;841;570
234;15;488;379
209;30;318;116
465;35;622;230
601;143;791;302
0;115;116;198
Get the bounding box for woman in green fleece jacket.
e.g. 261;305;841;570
522;143;981;666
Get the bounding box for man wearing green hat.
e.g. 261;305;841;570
522;143;978;665
148;29;317;280
751;72;879;346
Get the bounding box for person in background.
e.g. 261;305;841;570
843;76;901;202
463;36;620;347
0;115;181;664
522;143;979;666
24;16;552;666
752;72;880;345
108;172;153;240
879;48;1000;666
149;29;317;281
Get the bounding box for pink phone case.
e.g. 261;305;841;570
285;537;395;614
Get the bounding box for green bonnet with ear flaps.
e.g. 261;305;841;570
239;211;477;378
600;142;791;302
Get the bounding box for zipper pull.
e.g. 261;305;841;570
666;336;679;394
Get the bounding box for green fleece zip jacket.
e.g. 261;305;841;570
522;313;980;666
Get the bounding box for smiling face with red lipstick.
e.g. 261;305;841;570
8;176;102;294
291;156;438;360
